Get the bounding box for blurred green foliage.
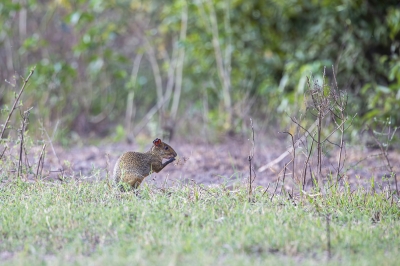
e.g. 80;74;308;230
0;0;399;140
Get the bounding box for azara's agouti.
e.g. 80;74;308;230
113;138;177;189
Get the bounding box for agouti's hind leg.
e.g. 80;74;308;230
118;181;142;193
118;182;131;192
122;174;144;189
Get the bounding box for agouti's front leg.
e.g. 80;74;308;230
163;157;175;167
152;158;175;173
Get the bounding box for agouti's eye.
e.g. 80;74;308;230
165;146;169;150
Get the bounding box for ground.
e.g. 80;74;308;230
34;135;400;192
1;135;400;266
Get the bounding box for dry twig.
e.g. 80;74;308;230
258;118;319;172
368;127;398;196
17;107;32;178
282;131;296;183
248;118;256;202
36;143;46;179
0;67;35;140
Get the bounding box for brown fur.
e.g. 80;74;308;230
113;138;177;189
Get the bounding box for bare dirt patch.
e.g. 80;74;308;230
24;136;399;191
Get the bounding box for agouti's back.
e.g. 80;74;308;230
113;138;177;189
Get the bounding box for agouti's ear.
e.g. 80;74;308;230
153;138;162;146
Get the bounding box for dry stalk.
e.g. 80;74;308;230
261;183;271;197
0;67;35;139
248;118;256;202
35;143;46;179
306;68;349;189
258;118;319;172
17;107;32;178
268;69;352;195
39;120;64;175
302;135;315;191
282;131;296;183
332;66;345;181
270;175;280;202
307;68;329;188
269;157;294;202
368;126;398;196
281;161;290;193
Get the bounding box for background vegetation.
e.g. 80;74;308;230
1;0;400;142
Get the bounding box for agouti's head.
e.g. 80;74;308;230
151;138;177;159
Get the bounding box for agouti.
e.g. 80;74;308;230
113;138;177;190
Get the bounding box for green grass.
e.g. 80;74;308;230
0;179;399;265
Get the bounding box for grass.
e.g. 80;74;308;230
0;178;399;266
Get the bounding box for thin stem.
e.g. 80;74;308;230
1;67;35;139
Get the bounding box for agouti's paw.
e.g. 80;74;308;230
161;157;175;167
